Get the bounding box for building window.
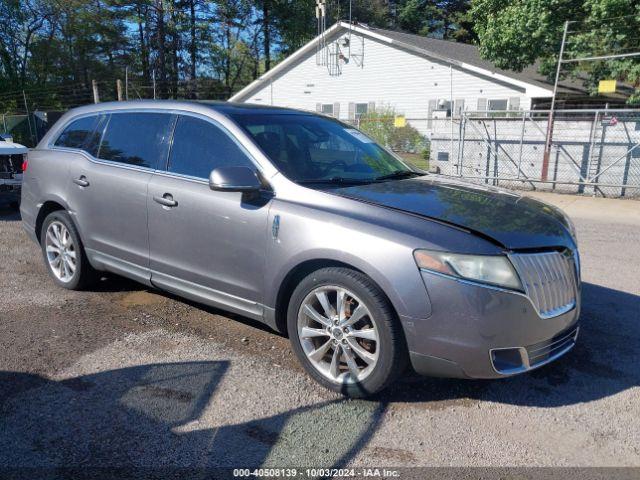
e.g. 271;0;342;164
437;99;452;117
355;103;368;118
488;99;508;111
321;104;334;116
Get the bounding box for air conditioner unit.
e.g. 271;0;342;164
432;109;449;120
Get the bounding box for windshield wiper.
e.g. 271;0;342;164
374;170;422;181
296;177;374;185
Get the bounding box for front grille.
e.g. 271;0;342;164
525;326;579;367
509;250;579;319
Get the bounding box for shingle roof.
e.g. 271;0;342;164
363;25;583;94
230;21;587;103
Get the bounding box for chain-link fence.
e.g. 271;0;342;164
1;111;66;148
355;109;640;198
4;99;639;198
429;110;640;198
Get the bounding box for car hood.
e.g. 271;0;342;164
324;176;576;250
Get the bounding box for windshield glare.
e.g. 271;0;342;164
230;113;414;183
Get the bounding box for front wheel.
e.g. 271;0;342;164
287;267;407;397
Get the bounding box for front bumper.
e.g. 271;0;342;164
404;270;580;379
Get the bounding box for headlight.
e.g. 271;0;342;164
414;249;523;291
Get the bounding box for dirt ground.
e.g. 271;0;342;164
0;191;639;470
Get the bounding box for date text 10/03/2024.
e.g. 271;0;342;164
232;468;401;477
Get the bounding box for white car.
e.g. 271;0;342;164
0;135;27;209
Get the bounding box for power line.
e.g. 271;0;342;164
567;12;640;27
562;51;640;63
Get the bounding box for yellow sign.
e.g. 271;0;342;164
598;80;617;93
394;115;406;128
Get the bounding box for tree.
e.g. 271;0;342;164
208;0;260;94
395;0;475;41
471;0;640;103
0;0;53;86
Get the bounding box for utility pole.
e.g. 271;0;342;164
92;80;100;103
117;79;124;101
125;66;129;100
541;21;569;182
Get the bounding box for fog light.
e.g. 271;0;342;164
490;347;528;375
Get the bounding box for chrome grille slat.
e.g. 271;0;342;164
545;254;562;308
529;341;573;363
538;255;553;313
526;326;579;366
528;329;577;355
555;254;570;306
558;256;569;306
510;250;579;319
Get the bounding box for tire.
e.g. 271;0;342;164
287;267;408;397
40;210;98;290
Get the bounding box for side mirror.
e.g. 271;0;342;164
209;166;263;192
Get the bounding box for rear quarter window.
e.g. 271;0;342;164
54;116;100;151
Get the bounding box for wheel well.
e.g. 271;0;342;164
35;201;65;243
274;259;364;335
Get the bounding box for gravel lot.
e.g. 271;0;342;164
0;192;639;469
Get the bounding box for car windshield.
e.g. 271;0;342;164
230;113;418;184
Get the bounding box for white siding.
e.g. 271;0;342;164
242;32;537;135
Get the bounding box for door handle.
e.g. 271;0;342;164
73;176;90;187
153;193;178;208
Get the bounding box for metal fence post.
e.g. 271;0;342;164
585;110;599;195
516;111;526;179
457;114;466;176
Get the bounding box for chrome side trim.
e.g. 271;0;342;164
48;108;266;179
86;249;266;322
150;271;264;321
419;268;528;297
86;249;152;286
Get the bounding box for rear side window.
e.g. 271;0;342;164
54;116;100;151
167;115;254;179
98;112;173;169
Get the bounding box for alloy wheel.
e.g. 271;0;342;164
45;220;77;283
297;285;380;384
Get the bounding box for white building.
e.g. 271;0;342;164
230;21;556;130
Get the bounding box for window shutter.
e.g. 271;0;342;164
477;98;487;111
508;97;521;111
427;99;437;128
367;101;376;113
348;102;356;121
454;99;465;117
333;102;340;118
316;103;322;112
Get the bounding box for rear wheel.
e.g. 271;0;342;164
40;210;97;290
287;267;407;397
